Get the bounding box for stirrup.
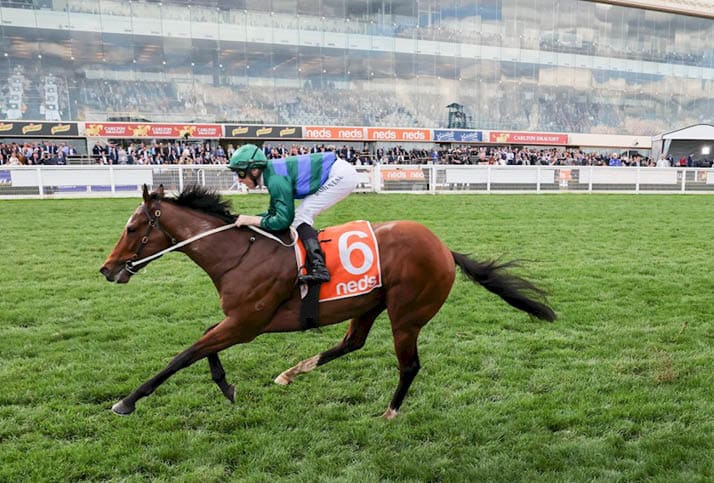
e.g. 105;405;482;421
299;268;331;284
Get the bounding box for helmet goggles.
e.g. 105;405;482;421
232;146;262;178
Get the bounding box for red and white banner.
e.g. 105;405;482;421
85;122;222;138
304;126;432;142
366;127;431;142
380;168;426;181
489;131;568;145
303;126;366;140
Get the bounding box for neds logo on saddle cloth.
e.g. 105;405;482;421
295;221;382;302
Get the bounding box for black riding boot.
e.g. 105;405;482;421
297;223;330;284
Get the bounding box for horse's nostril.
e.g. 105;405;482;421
100;266;113;281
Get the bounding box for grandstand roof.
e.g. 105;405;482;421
657;124;714;140
593;0;714;18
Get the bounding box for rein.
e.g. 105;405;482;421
248;225;297;248
125;208;296;274
125;200;177;274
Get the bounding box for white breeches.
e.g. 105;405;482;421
292;158;358;227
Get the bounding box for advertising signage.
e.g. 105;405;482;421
489;131;569;145
224;125;302;139
366;127;431;142
84;123;222;139
380;168;426;181
0;121;79;137
433;129;483;143
304;126;432;142
303;126;366;140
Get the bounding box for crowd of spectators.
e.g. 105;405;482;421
0;141;77;165
258;144;714;168
0;66;71;121
0;59;696;137
4;140;714;169
89;141;228;165
0;60;707;138
371;145;657;167
75;79;690;136
58;0;711;69
79;79;182;119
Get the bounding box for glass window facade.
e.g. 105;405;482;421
0;0;711;135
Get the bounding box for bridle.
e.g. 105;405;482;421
125;199;177;274
122;198;297;276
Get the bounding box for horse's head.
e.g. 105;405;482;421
100;184;176;283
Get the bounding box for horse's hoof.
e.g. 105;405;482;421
111;400;135;416
226;384;236;404
274;373;292;386
381;407;398;420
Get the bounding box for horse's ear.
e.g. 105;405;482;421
142;184;150;203
157;184;165;199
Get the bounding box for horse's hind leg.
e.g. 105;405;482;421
383;326;421;420
382;284;448;419
275;305;384;385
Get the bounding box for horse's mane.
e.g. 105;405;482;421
163;185;237;223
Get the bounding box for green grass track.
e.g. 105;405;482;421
0;193;712;481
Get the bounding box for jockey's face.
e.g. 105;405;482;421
237;168;262;189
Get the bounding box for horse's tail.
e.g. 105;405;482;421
451;252;556;322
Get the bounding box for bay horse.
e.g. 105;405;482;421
100;185;555;418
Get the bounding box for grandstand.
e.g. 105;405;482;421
0;0;711;136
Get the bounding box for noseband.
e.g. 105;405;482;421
125;200;177;274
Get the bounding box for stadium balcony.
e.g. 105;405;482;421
0;54;709;135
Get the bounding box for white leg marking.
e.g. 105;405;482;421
274;373;292;386
274;355;320;385
382;407;398;420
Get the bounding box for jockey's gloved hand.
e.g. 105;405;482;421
235;215;263;228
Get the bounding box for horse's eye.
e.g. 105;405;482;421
127;226;137;234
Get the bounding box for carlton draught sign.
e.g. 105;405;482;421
84;123;222;138
489;131;568;145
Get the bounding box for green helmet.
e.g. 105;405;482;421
229;144;268;172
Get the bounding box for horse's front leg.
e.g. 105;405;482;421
208;353;235;403
112;317;249;415
200;324;236;403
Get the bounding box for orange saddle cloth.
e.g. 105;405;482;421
295;220;382;302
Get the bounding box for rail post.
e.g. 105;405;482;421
109;165;116;194
179;165;184;193
37;167;44;198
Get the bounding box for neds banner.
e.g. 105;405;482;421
303;126;366;140
366;127;431;142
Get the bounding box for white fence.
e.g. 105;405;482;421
1;164;714;199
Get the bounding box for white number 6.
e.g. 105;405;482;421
338;230;374;275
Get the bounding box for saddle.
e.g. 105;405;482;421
294;221;382;329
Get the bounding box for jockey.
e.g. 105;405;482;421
229;144;358;284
